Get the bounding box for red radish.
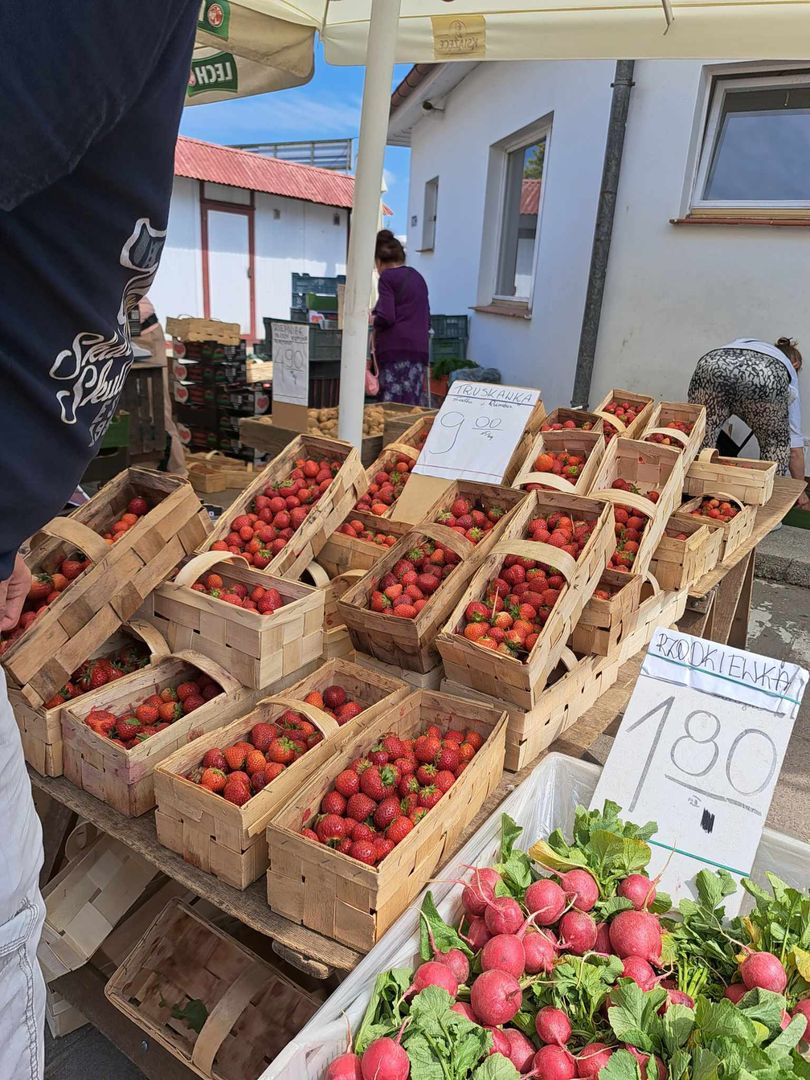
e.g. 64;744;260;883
780;1010;792;1030
451;1002;478;1022
791;998;810;1038
407;960;458;999
524;929;558;974
470;969;523;1025
484;896;524;936
724;983;747;1003
660;988;694;1012
559;868;599;912
576;1042;613;1078
489;1027;513;1058
462;915;491;951
618;874;656;910
608;910;662;964
626;1046;666;1080
361;1036;410;1080
462;867;501;916
530;1045;577;1080
594;922;611;955
420;914;470;984
621;956;656;990
505;1028;536;1072
558;910;597;955
740;951;788;993
326;1052;363;1079
481;934;526;979
535;1006;572;1046
525;879;567;926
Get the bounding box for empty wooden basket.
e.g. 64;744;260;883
571;570;644;656
683;448;776;505
266;689;507;951
104;899;319;1080
649;515;723;591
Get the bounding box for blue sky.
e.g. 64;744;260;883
180;45;412;233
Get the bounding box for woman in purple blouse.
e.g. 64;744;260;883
372;230;431;405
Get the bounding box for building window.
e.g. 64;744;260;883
693;72;810;209
421;177;439;250
495;137;546;300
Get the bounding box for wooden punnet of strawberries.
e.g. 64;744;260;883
645;418;694;446
190;571;286;614
210;454;343;568
688;496;739;523
433;494;508;545
606;478;661;572
600;398;643;439
335;519;400;550
456;510;596;657
298;722;483;866
523;449;587;489
83;674;222;751
368;540;462;620
43;640;151;710
354;452;415;516
184;685;363;805
540;413;596;432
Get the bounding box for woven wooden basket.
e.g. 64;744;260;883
684;448;777;505
590;438;685;576
315;511;412;578
188;453;257;495
442;645;622;772
39;833;157;982
624;575;689;650
571;569;645;656
337;524;479;674
138;551;324;690
153;660;407;889
355;652;446;690
10;619;169;779
640;401;706;466
166;316;241;345
649;515;723;591
354;442;421;518
105;899;319;1080
61;651;248;817
2;468;211;710
592;388;655;440
266;688;507;952
198;435;365;580
513;430;606;497
419;480;529;558
539;407;604;434
673;492;757;563
436;492;613;711
382;407;436;448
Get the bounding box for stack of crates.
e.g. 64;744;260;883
290;272;345;325
430;314;469;368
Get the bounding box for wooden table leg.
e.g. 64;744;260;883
727;551;755;649
706;551;754;646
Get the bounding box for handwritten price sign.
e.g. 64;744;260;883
271;322;309;407
591;628;807;909
413;381;542;484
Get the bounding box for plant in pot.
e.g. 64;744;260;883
429;355;469;402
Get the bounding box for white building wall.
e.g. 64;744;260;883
149;177;203;321
406;60;614;409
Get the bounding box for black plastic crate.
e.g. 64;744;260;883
431;315;469;339
430;337;467;362
291;272;345;311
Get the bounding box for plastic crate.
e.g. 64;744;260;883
430;336;467;363
430;314;469;339
263;318;342;363
291;273;345;311
101;411;130;450
306;292;338;313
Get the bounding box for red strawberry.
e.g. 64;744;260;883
182;694;206;714
352;822;376;843
360;765;397;801
436;745;460;772
414;735;441;764
315;814;347;845
369;747;390;766
176;681;199;701
416;763;437;786
321;790;347;816
373;796;402;830
249;723;277;753
387;817;414;845
223;745;247;771
300;828;319;843
115;716;140;741
374;838;396;862
435;769;456;793
381;734;406;759
346;793;376;822
266;737;298;765
394;755;417;776
418;785;442;810
336;701;363;725
223;777;251;806
200;767;227;792
337;837;354;855
334;769;361;798
398;775;420;798
410;807;429;825
134;703;159;725
401;793;418;814
349;841;377;865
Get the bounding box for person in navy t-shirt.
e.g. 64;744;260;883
0;4;197;1074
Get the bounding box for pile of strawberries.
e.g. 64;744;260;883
690;496;739;523
100;496;150;543
44;641;150;710
607;478;660;571
354;453;414;516
540;416;595;432
300;722;483;864
434;495;506;544
190;572;284;614
368;541;461;619
602;399;643;439
210;455;342;567
0;553;93;655
187;686;363;805
526;449;586;488
83;673;222;750
337;519;399;549
457;512;596;657
645;418;694;446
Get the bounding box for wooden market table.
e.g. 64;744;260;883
32;477;805;1078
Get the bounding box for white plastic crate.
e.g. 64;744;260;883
262;752;810;1080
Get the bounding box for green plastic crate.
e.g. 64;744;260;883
430;337;467;363
101;411;130;450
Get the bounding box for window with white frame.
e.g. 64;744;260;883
421;177;439;250
693;72;810;209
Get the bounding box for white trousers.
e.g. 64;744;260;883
0;669;45;1080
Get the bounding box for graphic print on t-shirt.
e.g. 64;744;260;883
49;217;166;445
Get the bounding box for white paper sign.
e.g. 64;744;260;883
271;322;309;407
591;628;807;909
413;381;542;484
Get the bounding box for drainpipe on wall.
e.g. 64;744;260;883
571;60;635;408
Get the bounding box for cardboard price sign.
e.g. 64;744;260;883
591;628;807;909
413;381;542;484
271;322;309;407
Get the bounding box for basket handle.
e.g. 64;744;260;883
382;442;420;460
259;695;340;738
300;560;330;588
417;522;475;560
559;647;579;672
642;570;661;595
174;550;248;588
204;450;227;460
643;427;691;447
173;649;243;696
697;447;719;463
191;964;269;1074
515;471;577;493
30;516;111;563
329;569;366;600
592;488;660;521
125;620;171;660
489;537;579;583
593;410;626;431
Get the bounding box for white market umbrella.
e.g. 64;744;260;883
194;1;810;447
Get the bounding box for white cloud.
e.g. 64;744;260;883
181;91;363;145
383;168;396;189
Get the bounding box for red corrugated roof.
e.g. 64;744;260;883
175;135;392;214
521;179;541;215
